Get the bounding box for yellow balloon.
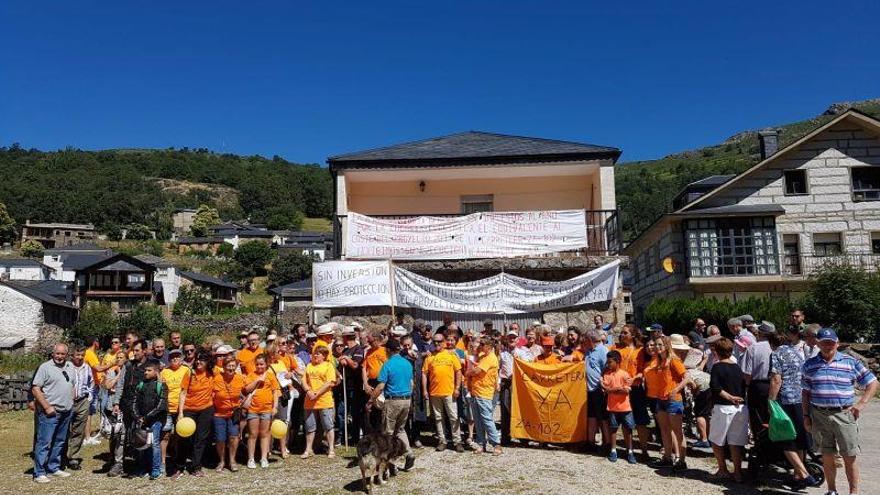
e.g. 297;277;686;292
271;419;288;439
176;417;196;438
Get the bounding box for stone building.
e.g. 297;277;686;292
624;109;880;322
0;281;77;349
325;131;628;330
20;221;96;248
0;258;50;281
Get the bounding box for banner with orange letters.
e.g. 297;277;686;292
510;360;588;443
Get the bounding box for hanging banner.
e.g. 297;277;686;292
511;360;588;443
394;259;619;314
312;260;393;307
345;210;588;260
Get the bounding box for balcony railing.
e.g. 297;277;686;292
333;209;621;259
783;253;880;276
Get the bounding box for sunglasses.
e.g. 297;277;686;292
111;340;120;344
184;349;196;353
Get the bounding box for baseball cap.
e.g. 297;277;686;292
215;345;234;355
540;336;555;346
391;325;409;336
816;328;838;342
238;330;249;337
305;332;317;339
757;321;776;334
648;323;664;333
341;326;357;337
169;348;183;357
507;329;519;337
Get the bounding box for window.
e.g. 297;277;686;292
852;167;880;201
812;233;842;257
460;194;493;214
784;170;808;195
783;234;801;275
685;217;779;277
871;233;880;255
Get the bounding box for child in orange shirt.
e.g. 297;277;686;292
601;350;637;464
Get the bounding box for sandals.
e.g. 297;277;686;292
327;451;336;459
300;451;313;459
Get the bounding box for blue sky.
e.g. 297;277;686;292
1;1;878;165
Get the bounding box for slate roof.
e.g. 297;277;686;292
688;174;736;188
672;204;786;217
44;243;108;254
0;258;47;268
180;270;238;289
61;253;114;271
11;280;74;300
135;254;174;268
1;281;78;309
269;279;312;297
177;236;222;244
328;131;621;169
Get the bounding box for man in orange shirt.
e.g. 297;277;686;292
422;333;464;452
361;329;387;432
237;330;264;376
534;336;561;365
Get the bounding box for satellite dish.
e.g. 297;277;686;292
662;257;676;274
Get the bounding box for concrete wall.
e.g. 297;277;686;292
0;266;47;281
0;285;43;346
155;267;180;305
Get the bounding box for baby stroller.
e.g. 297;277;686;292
746;423;824;487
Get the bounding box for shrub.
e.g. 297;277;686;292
119;303;168;341
125;223;153;240
644;296;793;336
802;262;880;342
20;239;44;258
173;286;215;316
68;302;117;346
268;251;314;287
216;242;235;258
234;240;275;276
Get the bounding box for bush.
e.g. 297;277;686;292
234;240;275;276
119;303;168;340
269;251;314;287
20;239;44;258
170;325;208;348
173;286;215;316
125;223;153;240
68;302;117;346
644;296;793;337
802;262;880;342
142;239;165;257
216;242;235;258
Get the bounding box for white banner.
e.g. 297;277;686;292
345;210;588;260
312;259;620;313
394;260;620;314
312;261;393;307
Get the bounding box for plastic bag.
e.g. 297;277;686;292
768;400;797;442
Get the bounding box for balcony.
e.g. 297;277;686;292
333;209;621;259
784;253;880;276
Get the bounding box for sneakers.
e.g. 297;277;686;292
107;463;123;478
247;460;257;469
413;439;423;448
260;459;269;469
626;451;637;464
435;443;446;452
34;475;51;483
607;450;618;462
802;475;820;488
649;457;674;468
823;491;839;495
67;460;81;470
692;440;711;449
672;460;688;473
454;444;465;453
49;470;71;478
403;454;415;471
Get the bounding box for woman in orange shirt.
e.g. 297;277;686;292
613;324;651;458
243;354;280;469
643;335;688;471
213;359;245;472
175;351;215;478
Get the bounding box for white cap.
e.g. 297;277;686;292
391;325;409;336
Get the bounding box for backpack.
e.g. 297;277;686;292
136;381;164;396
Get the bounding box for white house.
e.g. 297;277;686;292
135;254;180;305
0;259;50;281
0;281;78;349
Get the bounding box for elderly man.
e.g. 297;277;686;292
498;329;519;446
742;321;775;439
689;318;707;350
727;317;755;362
368;339;417;471
65;345;95;471
583;329;610;452
32;343;75;483
801;323;821;360
514;327;539;361
802;328;878;495
151;338;169;368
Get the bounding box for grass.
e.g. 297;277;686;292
0;353;43;375
301;217;332;233
241;276;273;309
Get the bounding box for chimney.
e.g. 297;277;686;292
758;129;779;160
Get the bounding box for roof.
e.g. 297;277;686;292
680;108;880;212
24;222;95;230
0;258;47;268
671;204;786;217
11;280;74;300
173;208;198;213
135;254;174;268
61;253;114;270
277;242;326;250
1;281;78;309
328;131;622;169
180;270;238;289
269;279;312;297
79;253;155;273
177;236;223;244
0;337;25;349
687;174;736;188
44;243;108;254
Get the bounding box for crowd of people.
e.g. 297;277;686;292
28;310;877;495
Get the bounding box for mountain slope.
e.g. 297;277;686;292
616;99;880;241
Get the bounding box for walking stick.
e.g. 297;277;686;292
343;366;349;449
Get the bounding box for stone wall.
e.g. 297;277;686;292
0;285;43;348
628;221;693;321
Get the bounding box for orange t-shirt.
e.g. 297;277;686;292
237;347;264;376
643;358;686;401
245;371;280;414
602;369;633;412
280;354;299;373
534;353;561;365
364;346;388;380
468;352;499;400
182;369;214;411
212;373;245;418
422;350;462;397
612;345;642;378
569;350;585;363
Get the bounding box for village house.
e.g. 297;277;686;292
0;258;51;281
20;220;97;248
179;270;240;309
135;254;180;306
624;109;880;321
327;130;626;329
274;231;333;261
172;208;198;234
72;253;157;313
0;280;77;349
269;278;312;313
176;236;223;255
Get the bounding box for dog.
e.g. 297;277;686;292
357;432;408;493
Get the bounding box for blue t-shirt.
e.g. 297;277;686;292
585;344;608;392
378;354;414;398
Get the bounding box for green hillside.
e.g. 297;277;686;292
0;147;332;237
616;99;880;242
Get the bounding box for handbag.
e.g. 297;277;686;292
768;400;797;442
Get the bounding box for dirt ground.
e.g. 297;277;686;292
1;402;877;495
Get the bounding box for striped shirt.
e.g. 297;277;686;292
801;351;876;408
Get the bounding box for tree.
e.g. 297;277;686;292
190;204;221;237
0;202;15;245
173;286;214;316
802;262;880;342
262;205;305;230
20;239;44;258
234;240;275;276
216;242;235;258
68;302;117;345
125;223;153;240
269;252;315;287
119;303;168;340
104;223;123;241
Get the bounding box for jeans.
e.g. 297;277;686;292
138;421;163;478
469;396;500;448
34;409;73;478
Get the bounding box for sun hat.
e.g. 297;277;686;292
669;334;691;351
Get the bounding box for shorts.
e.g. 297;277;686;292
213;416;239;442
587;389;608;420
657;400;685;416
811;405;860;456
247;412;273;421
777;402;810;452
608;411;635;431
693;389;712;418
304;408;334;433
629;386;651;426
709;404;750;447
163;413;177;433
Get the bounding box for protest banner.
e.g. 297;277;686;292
345;209;588;260
312;260;393;307
394;259;619;313
510;360;588;443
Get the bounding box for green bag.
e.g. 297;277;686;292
768;400;797;442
